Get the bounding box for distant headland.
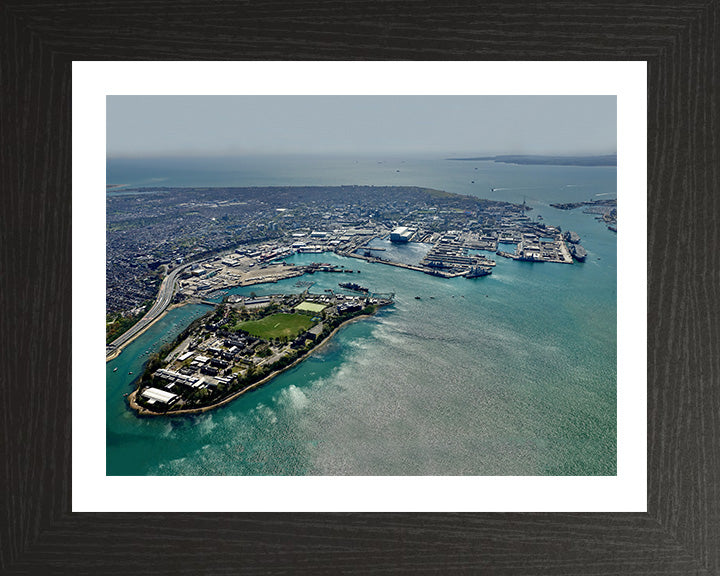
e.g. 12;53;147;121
447;155;617;167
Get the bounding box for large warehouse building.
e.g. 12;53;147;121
390;226;413;243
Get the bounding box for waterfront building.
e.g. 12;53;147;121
140;387;179;406
390;226;412;242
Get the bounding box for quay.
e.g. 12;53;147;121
340;250;426;274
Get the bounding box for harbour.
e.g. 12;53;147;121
106;155;617;477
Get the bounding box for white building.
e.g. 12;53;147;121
141;387;178;405
390;226;412;243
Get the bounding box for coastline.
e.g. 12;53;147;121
106;302;190;363
127;311;379;417
107;265;306;363
108;243;487;365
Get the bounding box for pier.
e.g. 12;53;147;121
340;249;427;274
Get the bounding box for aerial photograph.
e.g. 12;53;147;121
106;95;617;476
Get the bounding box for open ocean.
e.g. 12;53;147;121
106;155;617;475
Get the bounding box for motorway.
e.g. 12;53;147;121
106;263;191;357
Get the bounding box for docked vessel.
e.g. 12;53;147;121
569;244;587;262
563;230;581;244
338;282;369;293
465;266;492;278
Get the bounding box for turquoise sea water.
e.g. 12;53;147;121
106;156;616;475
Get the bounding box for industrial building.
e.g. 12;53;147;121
390;226;413;243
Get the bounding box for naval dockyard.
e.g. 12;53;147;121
107;185;612;356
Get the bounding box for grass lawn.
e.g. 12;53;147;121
237;313;314;340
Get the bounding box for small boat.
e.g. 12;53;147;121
113;367;118;372
128;371;133;375
414;296;421;300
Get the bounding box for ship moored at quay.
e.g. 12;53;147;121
338;282;370;293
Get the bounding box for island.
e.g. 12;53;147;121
128;290;393;416
447;155;617;167
550;198;617;232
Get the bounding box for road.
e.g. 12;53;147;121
106;263;191;357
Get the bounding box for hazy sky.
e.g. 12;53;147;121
107;96;616;157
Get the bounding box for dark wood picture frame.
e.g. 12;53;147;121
2;1;718;574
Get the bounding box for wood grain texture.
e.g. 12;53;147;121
1;0;718;574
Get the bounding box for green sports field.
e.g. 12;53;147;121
236;313;314;340
295;301;326;313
